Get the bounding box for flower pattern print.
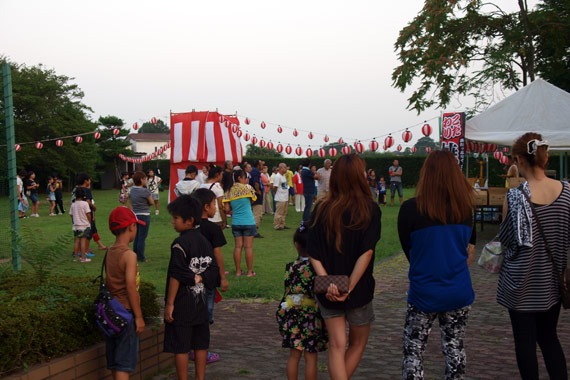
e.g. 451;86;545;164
276;259;328;353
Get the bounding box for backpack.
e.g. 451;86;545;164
93;254;133;337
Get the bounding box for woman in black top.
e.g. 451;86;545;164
308;154;381;380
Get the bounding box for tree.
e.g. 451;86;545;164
392;0;570;114
414;136;437;152
0;59;98;181
138;119;169;133
245;144;283;157
96;115;133;175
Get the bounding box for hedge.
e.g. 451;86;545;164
0;272;161;376
141;153;564;190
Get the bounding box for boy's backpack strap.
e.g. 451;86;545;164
98;251;108;286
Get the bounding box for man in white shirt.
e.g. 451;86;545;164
197;165;208;184
272;163;289;230
174;165;200;197
316;159;332;201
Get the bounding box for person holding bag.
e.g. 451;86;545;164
307;154;381;380
497;132;569;380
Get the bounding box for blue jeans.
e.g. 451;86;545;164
105;317;139;373
303;193;314;222
271;188;276;211
206;287;215;323
133;214;150;262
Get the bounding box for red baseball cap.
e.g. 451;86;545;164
109;206;146;231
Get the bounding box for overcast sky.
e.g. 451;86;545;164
1;0;538;150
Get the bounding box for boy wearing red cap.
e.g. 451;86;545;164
106;207;146;379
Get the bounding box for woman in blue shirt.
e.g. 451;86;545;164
223;169;258;277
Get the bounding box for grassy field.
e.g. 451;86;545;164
0;188;413;300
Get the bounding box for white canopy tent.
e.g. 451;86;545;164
466;79;570;151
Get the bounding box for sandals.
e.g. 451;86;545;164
189;351;220;364
235;271;244;277
246;272;257;277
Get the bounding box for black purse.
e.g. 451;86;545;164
521;189;570;309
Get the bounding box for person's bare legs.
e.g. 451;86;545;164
304;352;318;380
112;370;130;380
174;353;189;380
325;316;348;380
194;349;207;380
345;323;371;378
287;349;302;380
243;236;254;274
73;237;80;258
154;199;159;214
399;197;403;206
80;237;89;258
233;237;243;274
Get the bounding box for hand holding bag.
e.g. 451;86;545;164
314;275;349;294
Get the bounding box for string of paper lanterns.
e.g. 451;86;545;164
118;142;170;164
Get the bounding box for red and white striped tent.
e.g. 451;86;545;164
169;111;243;200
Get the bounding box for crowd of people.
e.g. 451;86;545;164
11;131;569;380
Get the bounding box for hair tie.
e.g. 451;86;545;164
526;139;549;155
299;221;306;232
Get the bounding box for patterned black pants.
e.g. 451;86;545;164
402;303;470;380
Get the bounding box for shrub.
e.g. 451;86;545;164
0;271;161;376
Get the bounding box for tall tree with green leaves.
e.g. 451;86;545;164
392;0;570;114
0;59;98;181
245;144;283;157
138;119;169;133
96;115;132;176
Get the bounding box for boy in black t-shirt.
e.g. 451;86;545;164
192;188;228;364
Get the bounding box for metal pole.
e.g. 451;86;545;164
2;62;21;270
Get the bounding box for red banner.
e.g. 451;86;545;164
441;112;466;168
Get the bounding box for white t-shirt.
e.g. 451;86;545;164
197;172;208;184
200;182;224;223
69;200;91;230
147;176;161;194
273;173;289;202
175;179;200;196
17;177;24;197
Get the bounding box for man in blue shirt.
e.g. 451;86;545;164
249;159;265;238
300;158;320;221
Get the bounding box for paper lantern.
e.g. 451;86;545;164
481;143;489;153
56;139;63;147
35;142;43;150
232;124;239;133
328;147;338;156
342;145;351;155
259;139;266;148
75;136;83;143
260;121;266;129
489;144;497;152
396;144;402;151
133;122;138;130
244;133;250;142
317;148;326;158
15;144;21;152
236;129;243;138
113;128;120;136
503;147;509;153
219;115;225;123
402;129;412;143
411;146;417;153
94;131;101;139
501;155;509;165
295;146;303;156
308;132;314;139
494;151;503;160
251;136;258;145
425;147;431;153
225;120;231;128
384;135;394;149
285;145;293;155
293;129;298;137
422;123;432;137
151;117;157;124
383;144;388;151
276;144;284;153
369;140;379;151
277;126;283;133
354;141;364;153
324;135;329;143
304;148;312;157
338;137;344;144
267;141;274;150
245;118;250;125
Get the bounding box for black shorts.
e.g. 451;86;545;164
163;321;210;353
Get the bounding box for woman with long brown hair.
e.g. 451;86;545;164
308;154;381;380
398;150;475;380
498;133;569;380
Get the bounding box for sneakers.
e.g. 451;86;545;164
85;252;95;258
49;213;56;216
79;258;91;263
155;210;159;215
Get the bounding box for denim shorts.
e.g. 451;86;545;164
317;300;375;326
29;193;39;204
106;318;139;372
231;224;257;237
390;182;403;197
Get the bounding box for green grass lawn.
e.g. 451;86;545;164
0;188;413;300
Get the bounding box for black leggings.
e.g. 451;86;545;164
509;302;567;380
55;193;65;214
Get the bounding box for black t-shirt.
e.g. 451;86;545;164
307;201;382;310
71;186;93;203
198;218;227;249
25;179;38;195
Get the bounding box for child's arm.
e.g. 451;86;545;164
164;277;180;323
87;211;92;224
169;244;197;286
212;247;228;291
125;252;145;334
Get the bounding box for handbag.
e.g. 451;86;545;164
521;189;570;309
314;275;349;294
93;254;134;336
478;236;504;274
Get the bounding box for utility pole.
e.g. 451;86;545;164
2;62;21;270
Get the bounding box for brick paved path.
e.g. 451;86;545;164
152;225;570;379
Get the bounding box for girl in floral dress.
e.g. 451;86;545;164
276;223;328;380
